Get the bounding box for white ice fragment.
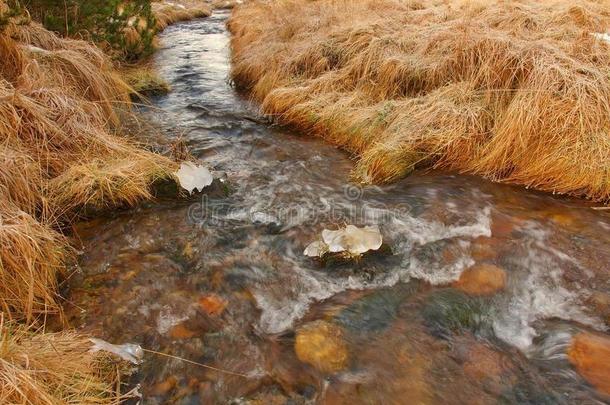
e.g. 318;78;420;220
305;225;383;257
174;162;213;194
322;225;383;255
591;32;610;43
304;240;328;257
89;338;144;364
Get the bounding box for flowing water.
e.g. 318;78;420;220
67;11;610;404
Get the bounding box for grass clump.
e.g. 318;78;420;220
122;65;171;97
152;0;212;31
0;2;172;400
228;0;610;201
0;2;176;319
0;320;128;404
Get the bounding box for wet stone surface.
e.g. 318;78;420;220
65;10;610;405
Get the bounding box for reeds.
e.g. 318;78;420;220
228;0;610;201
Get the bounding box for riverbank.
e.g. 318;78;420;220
228;0;610;202
0;1;221;402
64;10;610;403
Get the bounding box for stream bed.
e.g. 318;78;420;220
66;11;610;404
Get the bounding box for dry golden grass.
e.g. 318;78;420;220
152;0;212;31
0;320;126;404
0;200;69;322
229;0;610;201
0;5;177;403
0;11;176;321
121;65;171;97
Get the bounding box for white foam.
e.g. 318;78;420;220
254;208;492;333
407;249;474;285
492;222;603;352
389;206;491;246
253;263;405;334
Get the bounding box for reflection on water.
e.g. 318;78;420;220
66;11;610;404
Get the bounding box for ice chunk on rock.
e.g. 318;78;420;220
174;162;213;193
89;338;144;364
304;240;328;257
304;225;383;257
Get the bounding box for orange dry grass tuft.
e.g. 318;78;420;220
0;200;69;321
0;320;125;404
152;0;212;31
228;0;610;201
0;12;176;320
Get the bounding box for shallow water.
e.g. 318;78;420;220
67;11;610;404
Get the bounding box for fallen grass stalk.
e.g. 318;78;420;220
142;348;249;377
228;0;610;201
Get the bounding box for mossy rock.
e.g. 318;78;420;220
422;289;494;339
151;177;232;200
317;243;393;268
335;284;417;334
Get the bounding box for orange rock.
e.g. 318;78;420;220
295;320;348;373
169;323;197;339
490;216;515;238
453;264;506;296
182;242;195;260
470;237;499;261
587;292;610;326
550;213;575;227
568;332;610;395
151;375;178;396
462;342;514;384
198;294;227;316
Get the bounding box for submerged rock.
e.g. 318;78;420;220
295;320;349;373
422;289;492;338
169;323;197;339
335;286;415;333
457;340;517;395
198;294;227;316
452;264;507;296
568;332;610;396
586;292;610;327
151;375;178;397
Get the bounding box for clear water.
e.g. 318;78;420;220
66;11;610;404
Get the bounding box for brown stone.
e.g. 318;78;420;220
568;332;610;396
182;241;195;260
151;375;178;396
295;320;348;373
198;294;227;316
470;237;499;261
490;216;515;238
453;264;507;296
463;344;504;381
169;323;197;339
587;292;610;327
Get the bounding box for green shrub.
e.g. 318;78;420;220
23;0;156;61
0;1;26;31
